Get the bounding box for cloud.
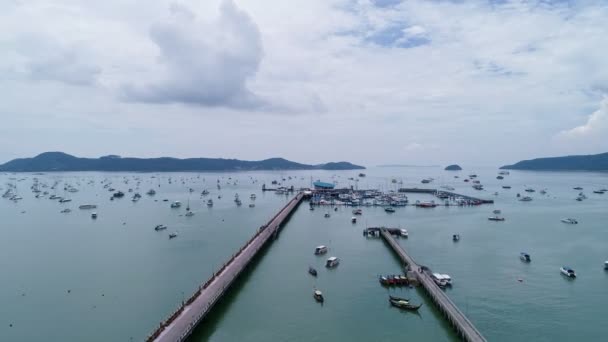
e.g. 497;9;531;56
121;0;265;109
559;96;608;139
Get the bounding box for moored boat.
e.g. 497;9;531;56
313;290;324;303
389;298;422;311
314;245;328;255
561;218;578;224
560;266;576;278
453;234;460;242
308;267;318;277
325;256;340;268
520;252;531;262
488;216;505;221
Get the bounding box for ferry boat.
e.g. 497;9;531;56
560;266;576;278
79;204;97;209
313;290;324;303
520;252;531;262
170;201;181;208
325;256;340;268
315;245;328;255
561;218;578;224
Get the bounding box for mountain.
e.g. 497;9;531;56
0;152;365;172
444;164;462;171
500;152;608;171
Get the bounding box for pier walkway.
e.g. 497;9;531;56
379;229;486;342
147;193;304;342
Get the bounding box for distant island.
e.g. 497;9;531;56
444;164;462;171
500;152;608;171
0;152;365;172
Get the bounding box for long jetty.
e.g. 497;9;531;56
147;193;304;342
398;188;494;204
379;229;486;342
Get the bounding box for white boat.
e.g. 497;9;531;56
314;245;328;255
561;218;578;224
400;229;409;238
170;201;181;208
431;273;449;287
79;204;97;209
325;256;340;268
520;252;531;262
560;266;576;278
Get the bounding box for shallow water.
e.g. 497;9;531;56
1;167;606;341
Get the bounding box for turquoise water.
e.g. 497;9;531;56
1;168;607;341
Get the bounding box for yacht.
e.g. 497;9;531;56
520;252;531;262
400;229;409;238
561;218;578;224
519;196;533;202
170;201;181;208
384;207;396;213
314;245;328;255
560;266;576;278
325;256;340;268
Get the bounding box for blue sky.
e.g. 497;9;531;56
0;0;607;166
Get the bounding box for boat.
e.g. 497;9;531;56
561;218;578;224
185;211;194;217
352;209;362;215
147;189;156;195
155;224;167;231
91;212;98;219
604;261;608;270
351;217;357;223
325;256;340;268
315;245;328;255
324;213;330;218
207;199;213;207
389;298;422;311
493;209;502;214
520;252;531;262
519;196;533;202
78;204;97;209
453;234;460;242
496;175;504;180
388;295;409;302
249;203;255;208
60;209;71;213
59;198;71;203
308;267;318;277
113;191;125;198
488;216;505;221
560;266;576;278
384;207;396;213
525;188;535;193
170;201;181;208
432;273;452;286
400;229;409;238
593;190;605;194
250;194;256;199
502;186;511;189
573;187;583;190
313;290;324;303
472;184;483;190
169;232;178;239
415;201;437;208
358;173;366;177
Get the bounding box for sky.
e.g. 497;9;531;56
1;0;608;167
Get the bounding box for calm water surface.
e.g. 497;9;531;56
1;167;606;341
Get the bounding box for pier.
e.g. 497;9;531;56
147;193;304;342
398;188;494;204
379;229;487;342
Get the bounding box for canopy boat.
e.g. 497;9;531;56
389;298;422;311
313;290;324;303
325;257;340;268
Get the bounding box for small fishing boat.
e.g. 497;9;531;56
389;298;422;311
351;217;357;223
453;234;460;242
520;252;531;262
79;204;97;209
352;209;362;215
573;187;583;190
488;216;505;221
91;212;98;219
60;209;71;213
308;267;318;277
155;224;167;231
324;212;330;218
604;261;608;270
493;209;502;214
384;207;396;213
170;201;181;208
207;199;213;207
561;218;578;224
389;295;409;302
185;211;194;217
169;232;178;239
519;196;533;202
313;290;324;303
560;266;576;278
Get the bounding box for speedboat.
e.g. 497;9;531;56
169;232;178;239
315;245;328;255
488;216;505;221
400;229;409;238
561;218;578;224
560;266;576;278
325;256;340;268
313;290;324;303
520;252;531;262
384;207;396;213
308;267;318;277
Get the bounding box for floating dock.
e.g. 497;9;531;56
379;229;487;342
147;193;304;342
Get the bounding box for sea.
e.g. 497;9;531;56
1;167;606;342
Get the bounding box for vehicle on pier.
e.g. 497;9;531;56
560;266;576;278
520;252;531;262
313;290;324;303
325;256;340;268
314;245;328;255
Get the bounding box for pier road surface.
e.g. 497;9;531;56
153;193;303;342
380;229;486;342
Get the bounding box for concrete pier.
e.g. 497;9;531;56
379;229;486;342
147;193;304;342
